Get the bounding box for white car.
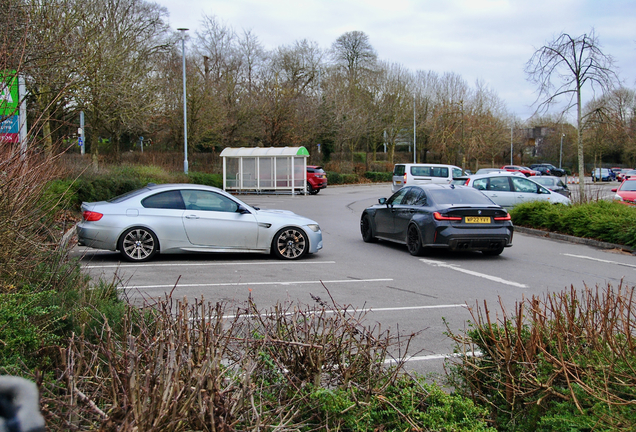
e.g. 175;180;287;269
461;173;571;209
392;163;464;193
77;183;323;262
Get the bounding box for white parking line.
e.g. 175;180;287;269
563;253;636;269
217;303;466;320
118;278;393;290
85;260;336;269
384;350;482;365
420;258;527;288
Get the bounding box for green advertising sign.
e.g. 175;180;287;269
1;70;19;117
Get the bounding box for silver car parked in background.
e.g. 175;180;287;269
461;173;571;209
77;184;323;262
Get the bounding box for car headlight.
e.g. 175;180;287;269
614;194;623;201
306;224;321;232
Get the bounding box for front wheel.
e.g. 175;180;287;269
406;224;424;256
360;214;377;243
119;227;159;262
272;227;309;260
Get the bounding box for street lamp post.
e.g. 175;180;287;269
177;28;189;174
559;133;565;169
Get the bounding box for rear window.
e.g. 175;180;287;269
108;187;150;203
308;166;325;174
427;188;495;205
393;165;405;176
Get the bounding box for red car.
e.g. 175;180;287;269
501;165;538;177
306;165;328;195
612;178;636;204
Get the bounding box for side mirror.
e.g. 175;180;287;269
379;197;387;205
236;205;252;214
611;188;618;192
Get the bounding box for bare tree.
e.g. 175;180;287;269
331;31;377;84
525;30;617;200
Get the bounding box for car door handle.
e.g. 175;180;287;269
185;215;199;219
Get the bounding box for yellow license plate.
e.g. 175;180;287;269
465;216;491;224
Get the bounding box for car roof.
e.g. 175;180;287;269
468;172;525;180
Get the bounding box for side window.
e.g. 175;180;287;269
402;188;426;206
488;177;511;191
452;168;463;178
511;177;538;193
387;187;409;205
411;166;432;176
141;190;185;209
182;190;239;212
432;167;449;178
473;178;488;191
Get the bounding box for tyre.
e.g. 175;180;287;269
482;246;504;256
306;183;316;195
406;224;424;256
360;214;377;243
119;227;159;262
272;227;309;260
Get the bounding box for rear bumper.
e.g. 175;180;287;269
425;225;513;251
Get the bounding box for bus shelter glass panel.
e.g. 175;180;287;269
293;158;305;188
225;158;239;189
259;157;274;188
241;157;257;188
276;158;291;188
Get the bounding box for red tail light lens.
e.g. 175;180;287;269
434;212;462;221
494;214;511;221
403;173;407;184
83;210;103;221
464;179;470;186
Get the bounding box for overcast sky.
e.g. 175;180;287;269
158;0;636;121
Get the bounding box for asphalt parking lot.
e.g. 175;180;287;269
73;180;633;378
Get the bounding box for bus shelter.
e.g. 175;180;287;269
220;146;309;194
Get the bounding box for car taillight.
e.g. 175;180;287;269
403;173;407;184
83;210;103;221
494;214;511;221
433;212;462;221
464;179;470;186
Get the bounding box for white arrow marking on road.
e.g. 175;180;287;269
419;258;527;288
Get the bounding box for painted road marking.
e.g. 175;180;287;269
118;277;393;290
420;258;527;288
563;253;636;269
217;303;466;320
86;260;336;269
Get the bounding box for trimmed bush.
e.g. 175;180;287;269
510;200;636;247
364;171;392;182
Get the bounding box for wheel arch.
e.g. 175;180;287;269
117;224;162;252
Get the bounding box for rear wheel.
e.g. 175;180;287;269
119;227;158;262
272;227;309;260
406;224;424;256
360;214;377;243
482;246;504;256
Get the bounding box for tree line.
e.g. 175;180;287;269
3;0;635;173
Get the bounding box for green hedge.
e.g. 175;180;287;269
46;166;223;210
510;200;636;247
364;171;392;182
326;171;359;185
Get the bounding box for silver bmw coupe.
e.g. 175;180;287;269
77;183;323;262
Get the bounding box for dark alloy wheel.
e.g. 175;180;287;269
406;224;424;256
360;214;377;243
272;227;309;260
119;227;158;262
307;183;319;195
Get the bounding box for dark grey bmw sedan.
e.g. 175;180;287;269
360;184;513;256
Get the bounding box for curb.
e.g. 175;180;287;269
514;226;635;254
